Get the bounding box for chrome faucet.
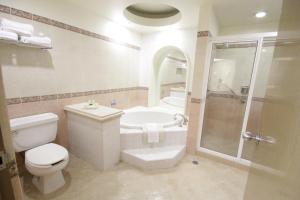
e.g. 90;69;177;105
110;99;117;107
174;113;188;127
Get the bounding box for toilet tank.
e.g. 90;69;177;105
10;113;59;152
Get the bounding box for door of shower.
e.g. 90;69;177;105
200;41;259;157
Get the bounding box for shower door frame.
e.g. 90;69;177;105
196;32;277;166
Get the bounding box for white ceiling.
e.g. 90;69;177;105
62;0;201;34
211;0;283;28
61;0;283;34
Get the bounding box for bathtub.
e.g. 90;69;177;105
121;106;183;129
120;106;187;150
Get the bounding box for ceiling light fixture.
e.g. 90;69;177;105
255;11;267;18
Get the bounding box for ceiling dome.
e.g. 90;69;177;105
124;3;181;26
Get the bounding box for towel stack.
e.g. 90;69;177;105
0;18;33;36
0;18;52;48
20;36;52;48
0;30;18;43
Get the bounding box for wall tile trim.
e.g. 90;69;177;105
160;82;186;87
197;31;212;37
0;4;141;50
11;7;33;20
0;4;10;14
166;56;187;63
191;98;202;104
6;87;149;105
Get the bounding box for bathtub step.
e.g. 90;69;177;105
121;145;185;170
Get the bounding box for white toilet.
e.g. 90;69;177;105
10;113;69;194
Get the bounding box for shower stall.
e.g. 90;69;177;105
198;33;277;164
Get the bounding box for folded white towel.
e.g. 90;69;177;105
19;36;52;48
0;18;33;36
0;30;18;42
143;123;162;144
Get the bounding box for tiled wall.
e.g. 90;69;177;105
7;88;148;148
0;4;140;50
186;98;202;154
186;30;211;154
0;5;149;150
160;82;186;98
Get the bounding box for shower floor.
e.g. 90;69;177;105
22;154;248;200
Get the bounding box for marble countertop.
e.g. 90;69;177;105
64;103;123;122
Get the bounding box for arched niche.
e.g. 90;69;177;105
149;46;190;113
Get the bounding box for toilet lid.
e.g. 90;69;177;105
25;143;68;166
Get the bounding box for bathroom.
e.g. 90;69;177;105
0;0;299;199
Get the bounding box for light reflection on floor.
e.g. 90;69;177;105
23;154;248;200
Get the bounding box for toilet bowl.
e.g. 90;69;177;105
10;113;69;194
25;143;69;194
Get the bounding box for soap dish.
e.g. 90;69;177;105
83;104;98;110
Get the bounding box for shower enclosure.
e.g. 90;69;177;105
198;33;277;163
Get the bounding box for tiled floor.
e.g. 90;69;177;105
23;154;248;200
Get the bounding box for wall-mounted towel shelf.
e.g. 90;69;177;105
0;38;52;49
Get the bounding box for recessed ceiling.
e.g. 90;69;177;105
61;0;201;33
126;3;179;18
124;3;181;26
61;0;283;33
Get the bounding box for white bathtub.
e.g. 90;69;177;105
120;106;187;169
121;107;183;129
120;106;187;150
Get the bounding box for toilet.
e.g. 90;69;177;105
10;113;69;194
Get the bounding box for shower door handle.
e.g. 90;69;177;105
242;132;276;144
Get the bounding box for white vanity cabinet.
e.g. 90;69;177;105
64;103;123;171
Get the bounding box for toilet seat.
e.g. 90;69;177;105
25;143;69;194
26;143;68;167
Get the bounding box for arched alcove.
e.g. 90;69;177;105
149;46;191;113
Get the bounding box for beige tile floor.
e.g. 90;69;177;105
23;154;248;200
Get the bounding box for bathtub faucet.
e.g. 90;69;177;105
174;113;188;127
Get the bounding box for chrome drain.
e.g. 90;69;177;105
192;160;199;165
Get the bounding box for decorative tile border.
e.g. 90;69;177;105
215;43;257;49
21;96;40;103
0;4;141;50
6;98;21;105
197;31;212;37
207;92;265;102
11;8;32;20
57;93;72;99
40;94;58;101
0;4;10;14
191;98;202;104
166;56;187;63
6;87;148;105
252;97;265;102
160;82;186;87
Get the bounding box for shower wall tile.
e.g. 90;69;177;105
186;100;201;154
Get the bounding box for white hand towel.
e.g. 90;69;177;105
19;36;52;48
0;18;33;36
0;30;18;42
144;123;160;144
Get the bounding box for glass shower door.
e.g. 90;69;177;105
242;40;275;160
200;41;258;157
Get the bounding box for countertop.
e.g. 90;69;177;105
64;103;123;122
